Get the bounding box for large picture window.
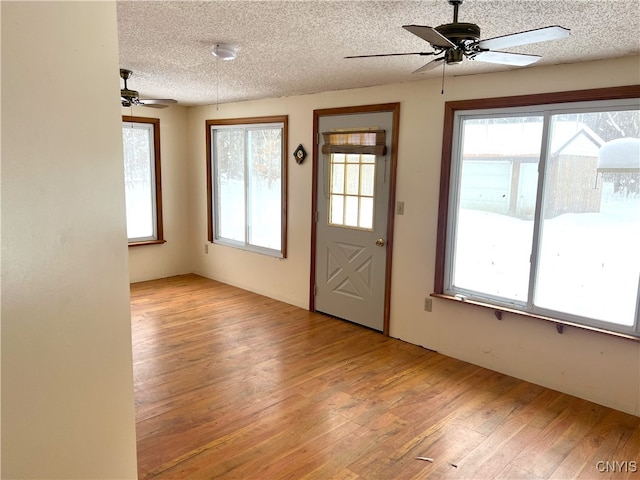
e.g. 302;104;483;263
122;116;164;245
435;86;640;338
206;116;287;257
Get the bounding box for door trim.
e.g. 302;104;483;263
310;103;400;335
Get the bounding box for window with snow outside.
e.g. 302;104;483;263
442;98;639;337
122;117;164;245
207;116;287;258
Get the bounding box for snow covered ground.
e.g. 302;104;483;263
452;189;639;326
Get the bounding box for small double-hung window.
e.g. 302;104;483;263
436;88;640;338
122;116;164;245
207;116;287;257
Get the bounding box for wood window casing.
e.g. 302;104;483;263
206;115;288;258
123;115;165;247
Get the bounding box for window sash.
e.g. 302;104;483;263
208;118;287;257
447;112;545;308
441;95;640;338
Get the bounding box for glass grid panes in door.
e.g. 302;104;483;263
329;153;376;230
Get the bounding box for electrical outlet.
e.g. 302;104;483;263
396;201;405;215
424;297;432;312
205;243;209;254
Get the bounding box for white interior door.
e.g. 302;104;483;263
314;111;394;331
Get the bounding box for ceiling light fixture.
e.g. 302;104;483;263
211;43;238;61
211;43;238;111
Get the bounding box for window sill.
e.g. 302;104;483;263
128;239;166;247
212;239;284;259
431;293;640;343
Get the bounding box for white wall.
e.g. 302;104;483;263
188;55;640;416
125;105;192;283
1;2;138;478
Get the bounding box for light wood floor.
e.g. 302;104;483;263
131;274;640;479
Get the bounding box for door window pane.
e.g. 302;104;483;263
344;196;359;227
329;153;376;230
361;164;375;196
331;163;345;194
330;195;344;224
359;197;374;229
346;164;360;195
329;195;344;225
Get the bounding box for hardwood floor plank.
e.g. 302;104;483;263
131;274;640;480
152;395;357;479
445;414;532;478
565;409;639;480
494;463;544;480
511;399;612;478
613;426;640;480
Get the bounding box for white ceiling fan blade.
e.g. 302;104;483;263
412;57;445;74
477;26;570;51
139;98;177;105
473;50;541;66
403;25;455;49
138;102;171;109
345;52;435;59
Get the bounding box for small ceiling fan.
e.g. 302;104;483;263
346;0;570;73
120;69;177;108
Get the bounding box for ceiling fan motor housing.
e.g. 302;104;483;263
121;88;139;101
120;69;140;105
435;22;481;45
445;49;465;64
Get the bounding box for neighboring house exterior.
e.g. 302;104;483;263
460;121;605;219
598;137;640;199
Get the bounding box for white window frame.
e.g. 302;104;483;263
122;116;164;246
206;116;288;258
435;87;640;339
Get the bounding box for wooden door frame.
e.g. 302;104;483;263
309;103;400;335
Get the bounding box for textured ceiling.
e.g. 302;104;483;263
117;0;640;106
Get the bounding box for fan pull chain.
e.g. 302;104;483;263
441;59;446;95
215;53;219;111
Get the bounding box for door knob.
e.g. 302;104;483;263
375;238;386;247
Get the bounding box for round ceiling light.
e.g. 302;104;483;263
211;43;238;61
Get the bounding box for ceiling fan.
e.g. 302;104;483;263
346;0;570;73
120;69;177;108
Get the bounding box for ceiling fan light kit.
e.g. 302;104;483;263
211;43;238;61
346;0;570;73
